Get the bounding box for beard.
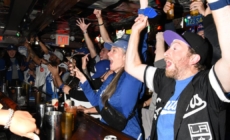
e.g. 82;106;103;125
165;64;179;79
49;60;59;67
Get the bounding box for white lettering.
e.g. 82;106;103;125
190;127;199;134
190;94;203;108
199;125;209;133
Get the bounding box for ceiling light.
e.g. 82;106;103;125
70;36;75;41
50;34;55;39
60;44;65;47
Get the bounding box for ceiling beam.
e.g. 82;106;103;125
3;0;35;35
28;0;80;36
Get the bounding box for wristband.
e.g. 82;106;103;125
208;0;229;10
4;109;14;129
98;22;104;26
83;31;87;34
138;7;158;18
59;83;64;89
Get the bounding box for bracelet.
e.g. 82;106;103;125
208;0;229;10
147;26;150;33
4;109;14;129
83;31;88;34
98;22;104;26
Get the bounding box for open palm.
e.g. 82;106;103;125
76;18;91;31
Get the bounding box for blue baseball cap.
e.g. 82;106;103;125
103;34;130;51
92;60;110;79
75;47;89;54
7;45;17;51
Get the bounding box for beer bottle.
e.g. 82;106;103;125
190;0;199;16
166;0;174;20
0;91;19;110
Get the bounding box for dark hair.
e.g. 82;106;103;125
4;51;24;70
101;68;124;105
188;47;206;70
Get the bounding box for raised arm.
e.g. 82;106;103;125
48;65;63;88
125;15;149;82
76;18;97;58
24;41;42;65
155;32;165;62
94;9;112;43
36;37;49;54
208;4;230;92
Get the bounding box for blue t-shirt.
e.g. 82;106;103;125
157;75;194;139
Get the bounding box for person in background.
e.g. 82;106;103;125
81;53;113;89
4;45;25;86
75;45;90;55
190;1;220;65
58;63;70;83
24;38;64;102
0;49;6;86
76;18;110;62
196;23;204;38
23;60;36;85
0;108;39;140
77;59;112;115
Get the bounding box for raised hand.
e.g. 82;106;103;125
190;0;205;16
156;32;164;42
73;67;87;83
93;9;102;19
81;53;90;70
68;63;75;76
132;15;148;32
47;64;59;76
62;85;71;94
76;18;91;32
163;2;174;13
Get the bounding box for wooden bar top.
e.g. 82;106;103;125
71;112;135;140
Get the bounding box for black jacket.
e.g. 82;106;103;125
144;67;228;140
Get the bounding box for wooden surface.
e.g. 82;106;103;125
71;112;135;140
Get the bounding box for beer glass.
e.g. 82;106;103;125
190;0;199;16
61;112;74;140
166;0;174;20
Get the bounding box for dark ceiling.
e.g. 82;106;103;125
0;0;191;48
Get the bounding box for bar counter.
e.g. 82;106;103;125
71;112;135;140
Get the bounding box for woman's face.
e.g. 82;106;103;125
107;46;125;73
7;50;16;58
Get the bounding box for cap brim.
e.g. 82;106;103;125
104;42;112;50
92;72;104;79
163;30;190;47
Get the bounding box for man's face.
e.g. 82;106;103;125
49;54;59;66
99;48;109;60
28;62;36;70
7;50;16;58
164;40;192;79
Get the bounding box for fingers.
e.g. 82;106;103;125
24;132;40;140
